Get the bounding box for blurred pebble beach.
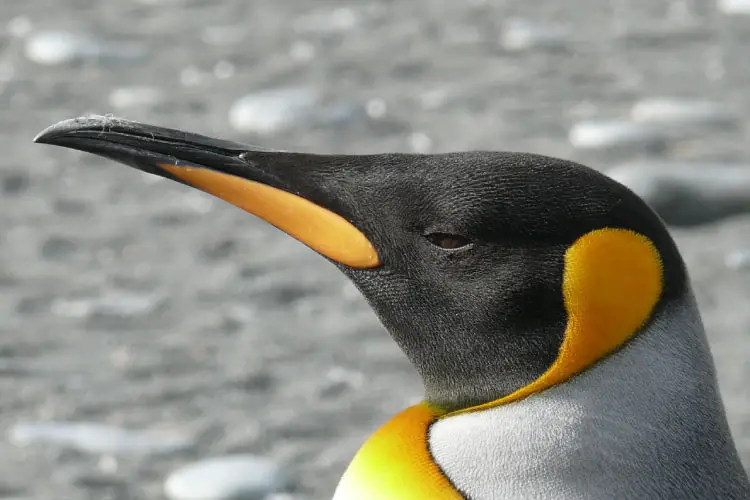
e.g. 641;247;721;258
0;0;749;499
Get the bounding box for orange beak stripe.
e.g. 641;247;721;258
159;163;380;269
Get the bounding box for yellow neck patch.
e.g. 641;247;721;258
446;227;664;417
334;403;462;500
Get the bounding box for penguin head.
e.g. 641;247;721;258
35;117;687;412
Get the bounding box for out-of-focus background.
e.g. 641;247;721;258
1;0;749;499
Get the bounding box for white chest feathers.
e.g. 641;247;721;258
428;298;750;499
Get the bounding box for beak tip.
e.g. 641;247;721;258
33;123;60;144
34;117;82;145
34;115;122;146
33;128;53;144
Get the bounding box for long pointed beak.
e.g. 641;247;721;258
34;116;380;269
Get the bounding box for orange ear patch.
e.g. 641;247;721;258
446;228;663;416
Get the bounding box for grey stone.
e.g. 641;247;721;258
0;483;26;498
164;455;286;500
1;172;29;195
0;61;15;85
606;161;750;226
73;472;129;489
148;190;215;226
40;236;78;260
319;366;364;398
200;237;238;261
53;197;90;215
9;422;193;456
615;21;710;44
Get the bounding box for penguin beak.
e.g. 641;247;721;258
34;116;380;269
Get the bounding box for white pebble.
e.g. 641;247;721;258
176;190;215;214
719;0;750;15
228;87;319;135
500;19;569;52
365;98;387;119
419;88;450;111
630;97;735;129
202;26;246;46
325;366;364;390
9;422;192;456
213;60;235;80
24;30;89;65
108;86;164;109
51;291;166;319
0;62;15;83
725;250;750;270
7;16;32;38
180;65;205;87
568;120;666;150
409;132;433;153
293;7;360;35
98;455;119;474
24;30;145;65
51;298;92;318
289;41;316;62
164;455;286;500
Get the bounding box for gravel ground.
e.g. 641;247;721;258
1;0;749;499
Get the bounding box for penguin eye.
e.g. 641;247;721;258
425;232;472;250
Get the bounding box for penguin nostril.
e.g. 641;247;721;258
425;233;472;250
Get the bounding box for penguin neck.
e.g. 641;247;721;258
428;292;750;498
393;312;564;413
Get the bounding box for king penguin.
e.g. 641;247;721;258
35;116;750;499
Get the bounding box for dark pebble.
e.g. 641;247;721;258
1;172;29;195
40;236;78;260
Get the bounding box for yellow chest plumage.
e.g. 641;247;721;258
333;403;463;500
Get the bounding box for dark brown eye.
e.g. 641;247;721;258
425;233;472;250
